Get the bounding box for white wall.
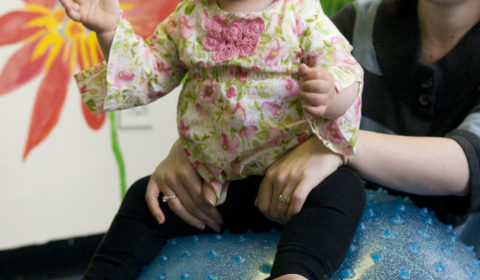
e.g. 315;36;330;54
0;14;179;249
0;0;180;251
0;78;179;250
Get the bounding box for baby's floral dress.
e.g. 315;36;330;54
75;0;364;205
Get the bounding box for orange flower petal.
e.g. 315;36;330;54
0;39;48;96
96;43;105;64
0;11;43;46
23;0;57;9
81;102;106;130
123;0;179;38
76;34;104;71
23;46;70;160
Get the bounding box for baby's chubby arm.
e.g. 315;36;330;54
298;63;360;119
64;0;184;113
59;0;120;60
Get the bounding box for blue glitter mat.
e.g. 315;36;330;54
138;189;480;280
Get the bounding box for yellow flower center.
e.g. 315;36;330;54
22;3;135;73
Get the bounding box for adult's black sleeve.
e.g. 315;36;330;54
447;104;480;213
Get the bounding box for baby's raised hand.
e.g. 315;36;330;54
59;0;121;34
298;63;336;119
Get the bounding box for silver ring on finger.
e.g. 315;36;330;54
161;194;177;203
278;194;291;204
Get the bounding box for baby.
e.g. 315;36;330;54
60;0;365;279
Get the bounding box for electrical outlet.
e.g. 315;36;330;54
117;107;152;129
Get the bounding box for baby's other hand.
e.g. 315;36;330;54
298;63;336;118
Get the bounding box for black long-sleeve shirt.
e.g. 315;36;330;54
332;0;480;225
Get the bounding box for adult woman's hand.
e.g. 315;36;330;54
255;136;343;224
146;139;223;232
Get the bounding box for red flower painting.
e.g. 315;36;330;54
0;0;179;160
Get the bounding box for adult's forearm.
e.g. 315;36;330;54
347;130;470;196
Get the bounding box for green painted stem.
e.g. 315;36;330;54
321;0;354;17
109;112;127;199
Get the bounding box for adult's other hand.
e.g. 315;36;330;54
255;136;343;224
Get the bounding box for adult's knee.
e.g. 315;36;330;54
123;176;150;201
336;167;365;201
331;166;366;219
117;176;151;214
305;167;365;214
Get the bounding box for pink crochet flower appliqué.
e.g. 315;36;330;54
203;15;265;63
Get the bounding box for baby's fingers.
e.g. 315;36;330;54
299;64;330;81
299;90;329;106
301;78;332;94
298;63;311;76
59;0;81;21
302;104;327;117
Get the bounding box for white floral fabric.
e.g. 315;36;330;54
75;0;363;205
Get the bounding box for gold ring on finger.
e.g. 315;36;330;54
278;194;291;204
161;194;177;203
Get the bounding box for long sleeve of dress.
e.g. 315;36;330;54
73;12;186;113
298;0;364;156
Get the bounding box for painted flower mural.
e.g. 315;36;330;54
0;0;178;196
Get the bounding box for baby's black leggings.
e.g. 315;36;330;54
84;166;365;280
